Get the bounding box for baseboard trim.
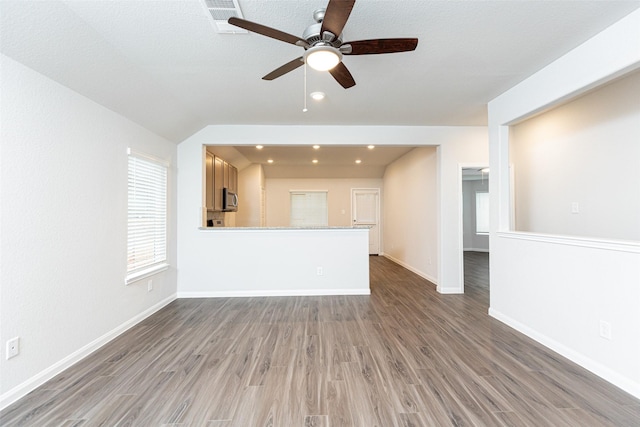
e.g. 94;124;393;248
489;307;640;400
381;254;438;287
437;286;464;294
177;288;371;298
0;294;177;411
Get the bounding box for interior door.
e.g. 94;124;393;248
352;189;380;255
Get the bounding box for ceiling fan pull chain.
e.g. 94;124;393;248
303;61;308;113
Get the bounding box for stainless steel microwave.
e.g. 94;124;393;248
223;188;238;211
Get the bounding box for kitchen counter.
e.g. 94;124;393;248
198;225;371;231
179;226;371;298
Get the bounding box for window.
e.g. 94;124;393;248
476;191;489;234
126;149;169;284
290;191;328;227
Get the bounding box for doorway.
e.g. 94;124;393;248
352;188;380;255
460;166;490;294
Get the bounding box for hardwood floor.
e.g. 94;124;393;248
2;253;640;426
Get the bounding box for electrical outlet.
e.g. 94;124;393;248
317;267;323;276
147;280;153;292
6;337;20;359
599;320;612;340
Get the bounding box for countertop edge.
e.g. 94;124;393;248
198;226;371;231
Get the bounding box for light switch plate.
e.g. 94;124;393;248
571;202;580;213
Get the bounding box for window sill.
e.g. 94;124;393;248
496;231;640;253
125;263;170;285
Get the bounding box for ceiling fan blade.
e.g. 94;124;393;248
228;17;308;47
329;62;356;89
262;57;305;80
321;0;356;40
343;38;419;55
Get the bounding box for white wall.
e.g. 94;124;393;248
177;125;487;295
266;178;382;227
510;70;640;241
0;55;178;408
488;9;640;398
177;228;370;297
463;179;490;251
383;147;438;283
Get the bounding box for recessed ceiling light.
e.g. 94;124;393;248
256;145;263;149
310;92;325;101
355;159;362;164
312;159;318;164
267;159;274;163
313;145;320;149
367;145;375;149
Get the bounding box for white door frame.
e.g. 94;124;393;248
351;188;381;255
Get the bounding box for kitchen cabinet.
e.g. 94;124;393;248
223;160;229;189
205;152;214;210
213;156;224;211
221;162;238;192
228;164;238;193
205;151;239;212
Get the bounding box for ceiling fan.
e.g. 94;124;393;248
228;0;418;89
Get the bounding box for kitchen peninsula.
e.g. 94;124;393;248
177;226;370;298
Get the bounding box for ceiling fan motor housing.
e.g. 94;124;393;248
302;9;344;48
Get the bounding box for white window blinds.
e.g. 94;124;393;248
290;191;328;227
475;191;489;235
127;150;168;282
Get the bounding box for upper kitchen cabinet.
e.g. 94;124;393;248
228;164;238;193
222;161;239;194
205;152;214;211
205;150;239;212
213;155;224;211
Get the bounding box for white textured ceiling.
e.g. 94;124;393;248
2;0;639;144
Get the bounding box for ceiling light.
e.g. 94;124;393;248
312;159;318;164
267;159;273;163
355;159;362;164
368;145;375;149
313;145;320;149
256;145;263;149
310;91;325;101
304;45;342;71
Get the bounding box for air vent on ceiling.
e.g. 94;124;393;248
202;0;247;34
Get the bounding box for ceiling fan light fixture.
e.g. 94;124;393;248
305;45;342;71
310;91;325;101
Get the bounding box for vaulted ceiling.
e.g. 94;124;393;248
2;0;639;144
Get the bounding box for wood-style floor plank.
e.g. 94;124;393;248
2;252;640;426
